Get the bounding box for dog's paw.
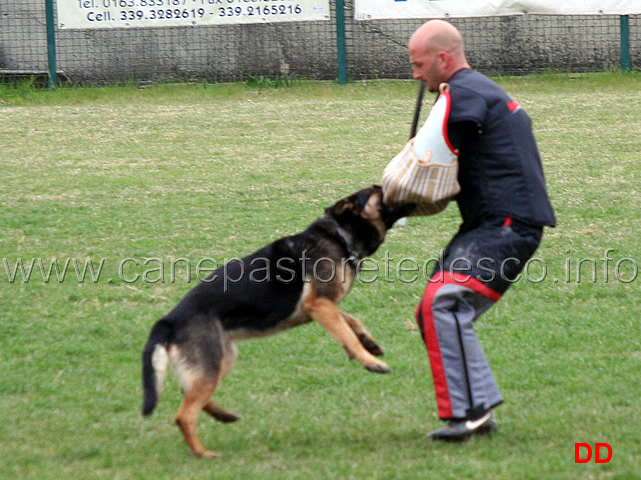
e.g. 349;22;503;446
216;412;240;424
205;403;241;423
365;361;390;374
358;334;384;357
198;449;222;459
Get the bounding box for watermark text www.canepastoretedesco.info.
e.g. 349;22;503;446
2;249;638;287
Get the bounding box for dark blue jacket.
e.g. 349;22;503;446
446;69;556;229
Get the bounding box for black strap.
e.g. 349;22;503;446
409;82;426;140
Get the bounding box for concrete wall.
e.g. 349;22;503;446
0;0;638;84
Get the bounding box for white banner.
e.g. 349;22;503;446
354;0;641;20
57;0;330;29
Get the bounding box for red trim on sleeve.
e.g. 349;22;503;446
440;90;459;156
507;100;521;113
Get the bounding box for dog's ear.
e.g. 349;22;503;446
325;198;354;218
354;189;371;210
326;186;381;218
352;185;382;211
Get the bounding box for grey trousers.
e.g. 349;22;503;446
415;216;543;420
416;272;503;419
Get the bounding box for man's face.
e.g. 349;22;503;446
409;44;444;93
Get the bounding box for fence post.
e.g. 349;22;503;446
620;15;630;72
45;0;58;87
336;0;348;84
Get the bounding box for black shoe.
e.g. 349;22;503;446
428;412;497;442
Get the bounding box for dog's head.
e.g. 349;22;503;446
325;185;416;257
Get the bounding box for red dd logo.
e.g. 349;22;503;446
575;443;613;463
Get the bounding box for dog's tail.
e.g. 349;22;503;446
142;318;172;416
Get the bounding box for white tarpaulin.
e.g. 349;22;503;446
57;0;330;30
354;0;641;20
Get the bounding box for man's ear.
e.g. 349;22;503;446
438;50;453;68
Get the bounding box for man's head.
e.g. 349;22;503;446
408;20;471;92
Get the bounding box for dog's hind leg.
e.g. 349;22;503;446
339;310;384;357
304;296;389;373
175;377;221;458
202;337;240;424
172;318;229;458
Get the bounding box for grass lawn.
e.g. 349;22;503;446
1;73;640;479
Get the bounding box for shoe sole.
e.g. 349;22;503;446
429;421;498;442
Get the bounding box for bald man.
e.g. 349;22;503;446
406;21;556;441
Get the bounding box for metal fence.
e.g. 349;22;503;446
349;14;639;77
1;0;639;86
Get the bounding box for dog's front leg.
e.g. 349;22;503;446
339;310;384;357
303;297;389;373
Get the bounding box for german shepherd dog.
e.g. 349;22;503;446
141;185;414;457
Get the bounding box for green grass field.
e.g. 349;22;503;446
1;73;640;479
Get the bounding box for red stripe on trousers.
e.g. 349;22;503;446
416;271;502;418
